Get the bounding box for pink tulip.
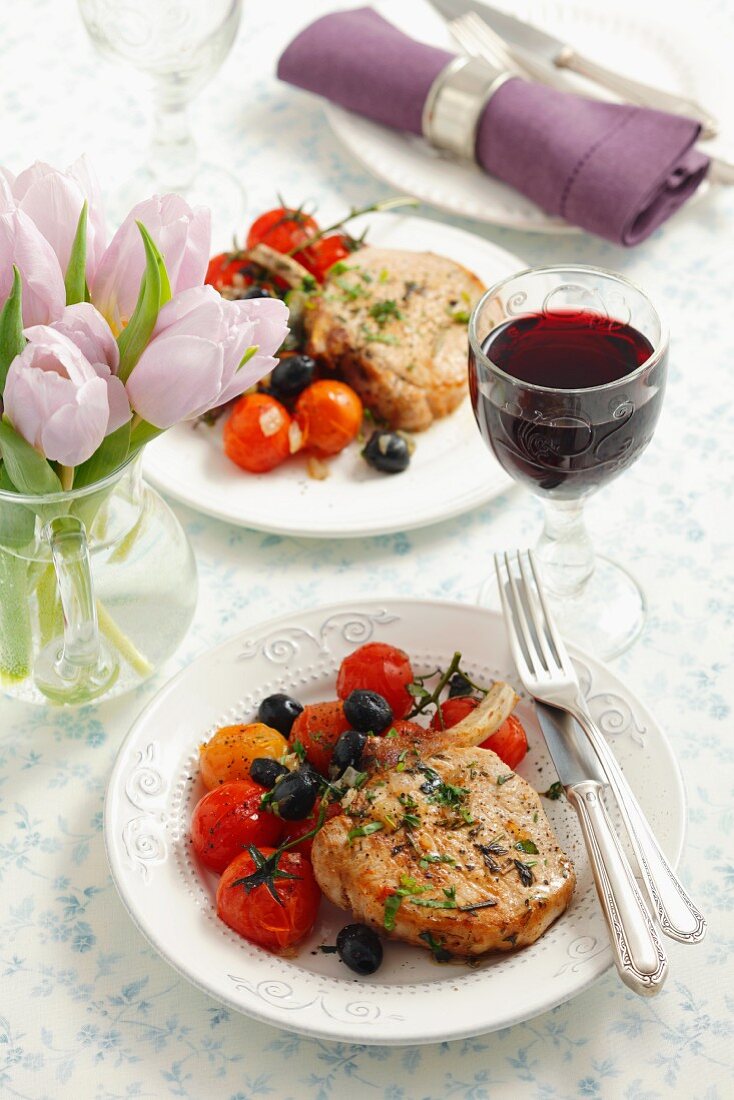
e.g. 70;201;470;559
4;338;114;467
0;209;65;326
24;304;131;433
9;156;107;284
91;194;211;334
125;285;288;429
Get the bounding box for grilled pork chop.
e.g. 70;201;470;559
305;247;486;432
311;687;576;957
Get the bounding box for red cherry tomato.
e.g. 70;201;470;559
294;234;352;282
190;780;284;873
246;206;319;255
281;801;342;857
337;643;415;720
430;696;480;731
205;251;254;293
295;380;363;457
223;393;293;474
289;701;352;776
216;847;321;953
480;714;529;770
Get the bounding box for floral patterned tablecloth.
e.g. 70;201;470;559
2;1;733;1097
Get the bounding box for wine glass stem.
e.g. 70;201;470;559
150;89;197;192
535;498;595;599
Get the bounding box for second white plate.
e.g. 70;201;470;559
144;213;519;537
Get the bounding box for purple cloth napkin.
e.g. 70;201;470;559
277;7;709;246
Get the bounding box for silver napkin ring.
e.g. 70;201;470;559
422;56;511;161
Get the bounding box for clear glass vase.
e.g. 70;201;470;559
0;455;197;705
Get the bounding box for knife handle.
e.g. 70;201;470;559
559;49;718;139
567;781;668;996
569;701;707;945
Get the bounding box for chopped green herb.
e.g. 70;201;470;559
419;767;470;809
450;309;470;324
334;276;367;301
401;813;421;829
386;727;398;739
348;821;384;843
515;839;539;855
409;896;457;911
533;812;539;823
542;781;564;800
291;739;306;763
419;931;452;962
329;261;351;276
443;885;456;901
369;299;403;326
359;325;399;346
419;853;456;869
378;267;390;283
300;274;317;292
497;773;515;786
398;791;417;809
384;874;429;930
513;859;537;887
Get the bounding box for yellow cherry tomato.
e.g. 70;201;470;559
199;723;289;790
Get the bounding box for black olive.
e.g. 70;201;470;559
257;693;304;736
239;286;272;299
362;430;411;474
270;768;319;820
448;672;473;698
336;923;383;975
249;757;289;789
330;729;368;779
270;354;316;400
343;690;393;733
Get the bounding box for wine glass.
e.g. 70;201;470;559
78;0;244;224
469;265;668;660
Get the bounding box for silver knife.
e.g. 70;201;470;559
535;701;668;996
430;0;718;138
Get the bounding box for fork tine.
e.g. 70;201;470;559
527;550;573;672
461;11;521;72
502;550;547;678
517;550;560;672
494;553;534;678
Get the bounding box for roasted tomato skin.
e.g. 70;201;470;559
190;780;284;872
281;801;342;857
430;696;480;730
224;393;292;474
199;723;289;790
295;380;363;457
479;714;529;770
216;847;321;953
289;701;352;775
337;643;415;720
246;207;319;254
294;234;351;282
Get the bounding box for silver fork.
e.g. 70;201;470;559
496;550;707;946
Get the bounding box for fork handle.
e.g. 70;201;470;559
570;702;707;944
558;49;718;139
567;781;668;996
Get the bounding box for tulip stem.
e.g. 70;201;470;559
130;413;143;431
59;465;74;492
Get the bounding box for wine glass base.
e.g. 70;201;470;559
477;555;646;663
109;163;247;237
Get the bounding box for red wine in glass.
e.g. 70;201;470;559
470;308;667;498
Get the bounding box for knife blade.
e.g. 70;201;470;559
429;0;718;138
534;701;607;790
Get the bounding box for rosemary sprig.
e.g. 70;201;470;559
284;196;419;257
228;802;328;906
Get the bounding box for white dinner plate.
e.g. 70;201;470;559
325;0;715;233
105;598;686;1045
143;212;519;537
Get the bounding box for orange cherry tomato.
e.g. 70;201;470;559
199;723;289;790
430;696;480;731
246;206;319;255
289;701;352;776
337;643;415;720
190;780;284;872
217;847;321;953
224;393;293;474
295;380;363;457
480;714;529;770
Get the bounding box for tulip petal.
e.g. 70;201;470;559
40;376;110;466
0;210;66;326
126;334;224;428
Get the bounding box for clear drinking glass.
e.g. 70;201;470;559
469;266;668;659
78;0;244;224
0;457;197;705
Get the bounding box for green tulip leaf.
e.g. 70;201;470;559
0;416;62;495
73;420;132;488
0;267;25;394
117;222;172;383
129;418;163;452
65;200;88;307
